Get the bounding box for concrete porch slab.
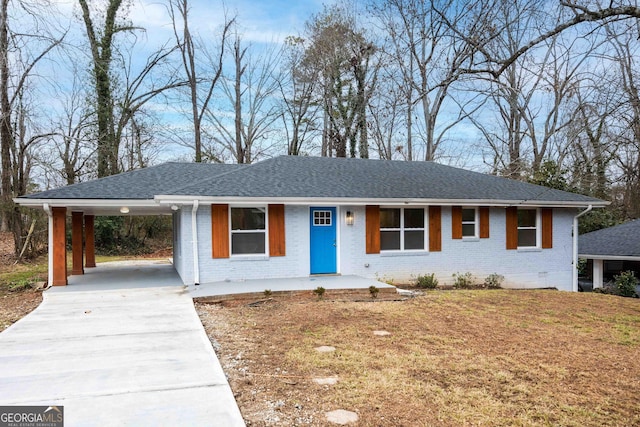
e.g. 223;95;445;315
188;275;396;299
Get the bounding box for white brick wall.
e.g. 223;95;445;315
340;206;574;291
174;204;577;291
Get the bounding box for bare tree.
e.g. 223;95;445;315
168;0;233;163
207;30;282;164
279;36;321;156
0;0;64;254
302;5;376;158
370;0;487;161
50;66;96;185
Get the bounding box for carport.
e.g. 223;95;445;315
17;199;176;287
14;163;242;287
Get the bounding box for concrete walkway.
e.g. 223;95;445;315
0;277;245;426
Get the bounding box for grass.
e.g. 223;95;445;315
199;290;640;426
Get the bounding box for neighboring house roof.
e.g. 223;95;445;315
18;156;605;207
579;219;640;259
22;162;244;200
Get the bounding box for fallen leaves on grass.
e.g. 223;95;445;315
197;290;640;426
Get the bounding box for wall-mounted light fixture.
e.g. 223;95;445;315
345;210;354;226
171;205;180;211
120;206;130;214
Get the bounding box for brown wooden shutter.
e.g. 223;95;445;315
211;204;230;258
268;204;286;256
429;206;441;252
541;208;553;249
505;207;518;250
365;205;380;254
479;207;490;238
451;206;462;239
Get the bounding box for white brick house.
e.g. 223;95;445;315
17;156;606;291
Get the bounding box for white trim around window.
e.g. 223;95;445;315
379;207;428;252
517;207;541;249
461;207;478;238
229;206;269;256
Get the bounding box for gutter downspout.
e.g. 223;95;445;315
43;203;53;286
573;205;593;292
192;200;200;286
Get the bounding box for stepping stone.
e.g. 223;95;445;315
373;330;391;336
313;377;339;385
315;345;336;353
326;409;359;425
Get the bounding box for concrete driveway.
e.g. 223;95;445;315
0;282;245;426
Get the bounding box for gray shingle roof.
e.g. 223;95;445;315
22;162;244;200
19;156;604;205
163;156;602;203
579;219;640;257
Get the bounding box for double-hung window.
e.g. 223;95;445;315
230;207;266;255
517;208;538;248
380;208;425;251
461;208;477;238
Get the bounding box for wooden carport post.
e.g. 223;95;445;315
51;207;68;286
71;211;84;275
85;215;96;268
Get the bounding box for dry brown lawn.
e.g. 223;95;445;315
197;290;640;426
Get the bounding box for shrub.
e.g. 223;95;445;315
369;285;379;299
614;271;638;298
577;258;588;276
8;279;34;292
313;286;326;300
452;272;474;289
263;289;272;297
416;273;438;289
484;273;504;289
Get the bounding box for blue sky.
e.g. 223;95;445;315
53;0;326;45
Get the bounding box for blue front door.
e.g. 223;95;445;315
310;207;337;274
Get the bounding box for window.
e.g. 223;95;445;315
313;210;332;226
380;208;425;251
517;208;538;247
230;207;266;255
461;208;477;237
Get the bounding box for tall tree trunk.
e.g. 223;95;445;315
0;0;11;232
79;0;122;178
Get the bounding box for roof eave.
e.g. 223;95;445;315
14;198;157;208
154;195;609;208
578;254;640;261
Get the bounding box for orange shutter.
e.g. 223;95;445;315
505;207;518;250
268;204;286;256
211;204;230;258
429;206;442;252
451;206;462;239
479;207;490;239
541;208;553;249
365;205;380;254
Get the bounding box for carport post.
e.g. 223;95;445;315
85;215;96;268
51;207;68;286
593;259;604;289
71;211;84;275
